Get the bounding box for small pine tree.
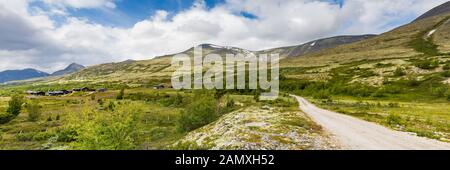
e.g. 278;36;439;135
116;88;125;100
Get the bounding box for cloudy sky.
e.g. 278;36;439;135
0;0;448;72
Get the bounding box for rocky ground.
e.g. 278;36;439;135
173;106;341;150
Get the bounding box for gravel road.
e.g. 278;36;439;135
292;95;450;150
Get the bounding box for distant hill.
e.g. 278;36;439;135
0;63;85;83
51;63;85;76
261;35;376;58
415;1;450;21
0;69;49;83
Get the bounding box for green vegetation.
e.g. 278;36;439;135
26;100;41;122
393;67;406;77
177;94;218;132
0;95;24;124
414;59;439;69
66;103;142;150
116;88;125;100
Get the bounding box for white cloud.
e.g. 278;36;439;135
42;0;116;9
0;0;448;72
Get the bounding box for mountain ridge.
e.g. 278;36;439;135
414;1;450;21
0;63;85;83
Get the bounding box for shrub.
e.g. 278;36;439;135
116;88;125;100
393;67;406;77
177;95;218;132
406;78;420;87
27;100;41;122
0;95;24;124
16;132;35;142
32;132;54;141
7;95;24;117
56;129;78;142
414;59;439;70
441;71;450;77
443;64;450;70
446;90;450;101
0;113;14;124
313;90;331;100
67;104;142;150
386;114;403;126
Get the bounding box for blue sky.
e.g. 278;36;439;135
30;0;227;27
30;0;345;28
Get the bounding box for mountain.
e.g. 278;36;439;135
33;2;450;85
51;63;85;76
0;69;49;83
414;1;450;21
261;34;376;58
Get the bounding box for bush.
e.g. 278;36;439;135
393;67;406;77
443;64;450;70
0;95;24;124
16;132;35;142
0;113;14;124
313;90;331;100
414;59;439;70
177;95;218;132
27;101;41;122
7;95;24;117
32;132;54;141
441;71;450;77
66;104;142;150
386;114;403;126
446;90;450;101
116;88;125;100
56;129;78;142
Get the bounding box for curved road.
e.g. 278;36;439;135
292;95;450;150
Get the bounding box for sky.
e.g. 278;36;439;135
0;0;448;73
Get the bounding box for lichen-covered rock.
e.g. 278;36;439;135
173;106;341;150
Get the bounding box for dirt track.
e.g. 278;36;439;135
292;95;450;150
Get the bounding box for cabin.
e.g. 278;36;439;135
26;91;46;96
97;88;108;92
153;84;165;90
61;90;72;95
26;90;36;95
35;91;46;96
48;91;65;96
81;87;95;92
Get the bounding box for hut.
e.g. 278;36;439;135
153;84;165;90
97;88;108;92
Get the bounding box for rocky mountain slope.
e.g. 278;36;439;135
261;34;376;58
415;1;450;21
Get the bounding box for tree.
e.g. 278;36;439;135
116;88;125;100
7;95;24;117
0;95;24;124
27;100;41;122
